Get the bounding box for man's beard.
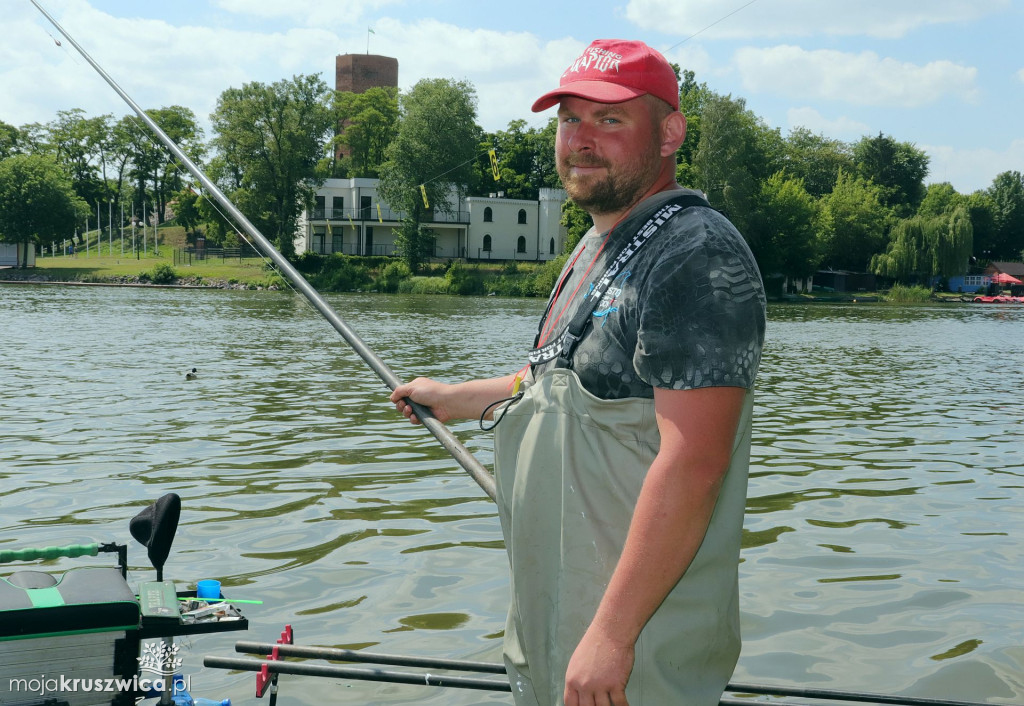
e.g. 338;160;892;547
557;143;662;216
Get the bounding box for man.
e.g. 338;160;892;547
392;39;765;706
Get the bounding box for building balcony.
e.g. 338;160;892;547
310;207;469;224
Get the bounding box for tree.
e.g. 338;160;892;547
871;217;929;283
917;182;963;218
750;172;820;280
377;78;480;271
0;121;23;160
964;190;998;260
782;127;854;198
691;92;783;236
872;208;973;283
987;170;1024;259
934;206;973;277
0;154;86;265
852;133;929;217
675;70;715;188
44;109;106;206
148;106;205;224
211;74;333;258
332;86;399;178
474;118;559;200
560;199;592;254
819;170;889;271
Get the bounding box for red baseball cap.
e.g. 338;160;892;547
531;39;680;113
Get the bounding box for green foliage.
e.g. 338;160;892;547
331;86;399;178
400;275;450;295
444;260;485;295
692;92;783;235
211;74;333;258
377;78;479;271
292;251;325;274
884;284;933;303
917;182;963;218
375;259;412;292
987;170;1024;259
819;170;890;271
148;262;178;284
309;254;371;292
530;254;569;297
473;118;559;199
0;121;24;161
560;200;592;253
0;154;85;264
782;127;854;198
871;206;973;283
173;187;202;235
750;172;821;278
852;132;930;217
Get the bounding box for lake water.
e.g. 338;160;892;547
2;283;1023;705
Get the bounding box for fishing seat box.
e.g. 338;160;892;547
0;567;140;706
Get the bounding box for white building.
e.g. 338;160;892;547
0;242;36;268
297;178;568;261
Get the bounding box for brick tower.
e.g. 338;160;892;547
335;54;398;94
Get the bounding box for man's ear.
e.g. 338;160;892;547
661;112;687;157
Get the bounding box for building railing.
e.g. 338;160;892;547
310;207;469;224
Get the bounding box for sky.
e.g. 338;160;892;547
3;0;1023;195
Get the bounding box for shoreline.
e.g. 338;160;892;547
0;272;277;291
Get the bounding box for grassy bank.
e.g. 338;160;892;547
4;236;977;303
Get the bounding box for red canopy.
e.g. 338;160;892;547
991;272;1023;285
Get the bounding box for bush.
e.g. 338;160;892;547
445;261;485;295
375;260;412;293
292;251;324;275
149;263;178;285
528;255;568;297
885;284;933;303
402;276;450;295
311;255;371;292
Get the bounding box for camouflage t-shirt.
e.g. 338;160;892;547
531;189;766;400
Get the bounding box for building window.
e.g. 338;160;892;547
549;238;555;255
517;236;527;253
315;195;325;219
332;196;344;219
332;233;344;253
483;234;492;252
484;207;493;222
518;209;527;225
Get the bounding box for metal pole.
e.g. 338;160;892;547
108;198;113;256
120;200;124;255
32;0;496;500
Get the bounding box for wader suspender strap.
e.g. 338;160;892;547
528;194;712;370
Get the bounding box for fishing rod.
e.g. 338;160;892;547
30;0;496;501
210;643;1018;706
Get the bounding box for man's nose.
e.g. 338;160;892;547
566;123;595;152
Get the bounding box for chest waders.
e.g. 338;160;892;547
493;195;753;706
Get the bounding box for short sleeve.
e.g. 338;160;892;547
633;210;766;391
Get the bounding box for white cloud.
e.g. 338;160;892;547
213;0;402;26
624;0;1010;39
734;46;978;108
922;139;1024;194
1017;67;1024;82
786;107;869;140
359;19;585;129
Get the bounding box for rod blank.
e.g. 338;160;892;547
233;641;506;673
